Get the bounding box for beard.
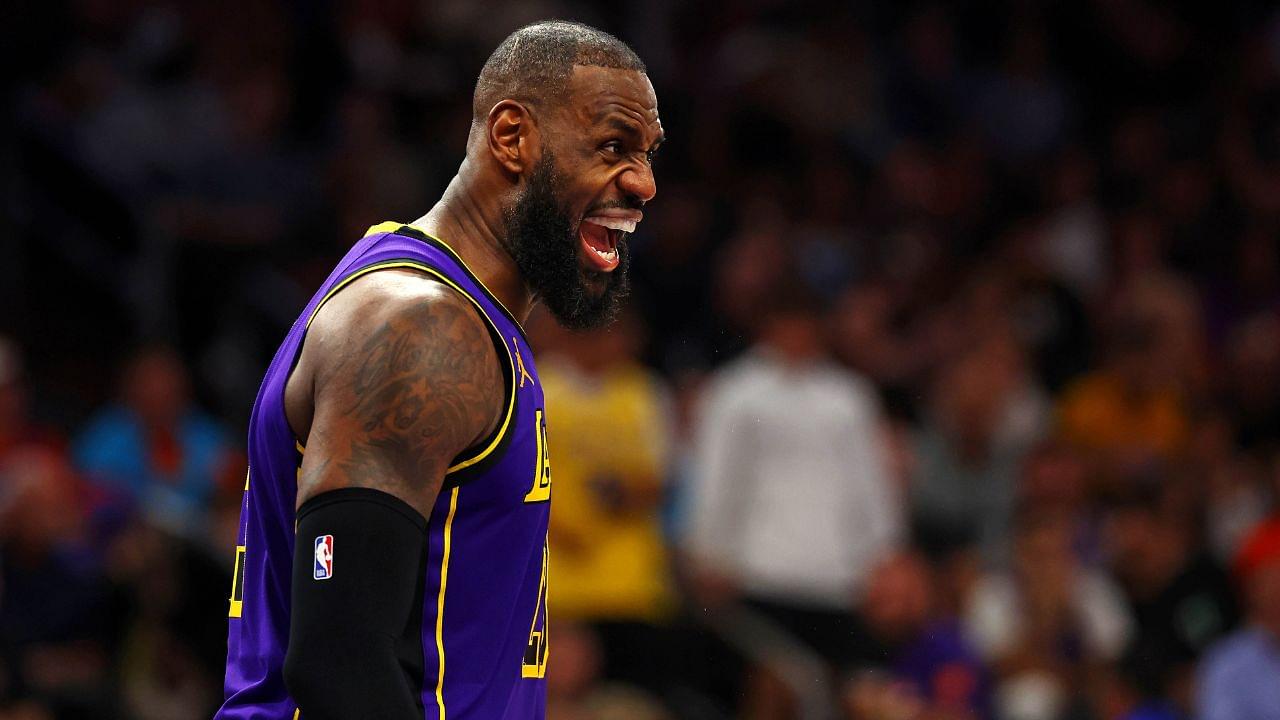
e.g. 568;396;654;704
501;149;631;330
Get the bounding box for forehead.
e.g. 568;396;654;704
563;65;660;130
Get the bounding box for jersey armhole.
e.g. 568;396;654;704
443;290;517;480
289;259;518;474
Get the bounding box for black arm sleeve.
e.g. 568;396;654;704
283;488;430;720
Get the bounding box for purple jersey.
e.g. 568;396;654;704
216;222;550;719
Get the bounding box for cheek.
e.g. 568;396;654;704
563;176;608;215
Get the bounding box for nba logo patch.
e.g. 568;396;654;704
313;535;334;580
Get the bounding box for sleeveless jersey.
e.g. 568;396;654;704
216;222;551;720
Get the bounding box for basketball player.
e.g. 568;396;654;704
215;21;662;720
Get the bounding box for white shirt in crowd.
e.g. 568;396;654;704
685;349;902;608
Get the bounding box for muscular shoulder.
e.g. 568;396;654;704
305;269;500;391
293;269;505;516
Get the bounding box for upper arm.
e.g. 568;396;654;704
294;272;505;517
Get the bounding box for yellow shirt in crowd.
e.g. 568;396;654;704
542;358;673;623
1057;371;1189;461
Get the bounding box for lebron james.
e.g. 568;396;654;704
216;20;662;720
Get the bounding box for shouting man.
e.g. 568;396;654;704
216;20;662;720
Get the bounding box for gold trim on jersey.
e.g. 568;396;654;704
301;259;518;476
434;487;461;719
363;220;404;237
364;221;526;336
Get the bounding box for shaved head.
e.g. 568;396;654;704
472;20;646;125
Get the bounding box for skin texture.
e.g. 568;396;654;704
285;64;663;516
417;65;662;326
288;271;504;517
541;64;663;302
488;67;664;328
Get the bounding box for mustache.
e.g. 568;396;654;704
585;198;645;214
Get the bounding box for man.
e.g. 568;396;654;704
1102;481;1238;704
684;287;901;718
847;552;989;720
538;310;674;691
75;344;232;531
215;21;662;720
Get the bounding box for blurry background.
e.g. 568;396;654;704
3;1;1280;719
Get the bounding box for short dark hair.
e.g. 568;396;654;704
472;20;646;124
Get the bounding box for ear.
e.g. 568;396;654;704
486;100;541;176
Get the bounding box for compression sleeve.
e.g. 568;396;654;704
283;488;429;720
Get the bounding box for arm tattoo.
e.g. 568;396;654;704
317;294;501;511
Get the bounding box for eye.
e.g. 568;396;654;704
601;140;624;157
645;148;658;165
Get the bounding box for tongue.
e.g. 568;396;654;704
579;221;619;272
580;221;611;253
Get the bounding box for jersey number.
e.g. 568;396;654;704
228;465;251;618
228;545;247;618
522;540;549;678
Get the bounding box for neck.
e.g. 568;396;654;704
411;162;534;322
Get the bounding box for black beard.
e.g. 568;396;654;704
501;150;630;330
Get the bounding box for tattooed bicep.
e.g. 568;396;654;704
301;280;504;515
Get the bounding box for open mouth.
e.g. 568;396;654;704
579;213;640;273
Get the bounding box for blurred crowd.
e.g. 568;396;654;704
4;1;1280;719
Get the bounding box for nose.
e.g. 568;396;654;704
618;161;656;205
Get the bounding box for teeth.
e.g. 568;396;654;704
584;217;637;233
592;245;618;262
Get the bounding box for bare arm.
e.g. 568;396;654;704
282;270;504;717
289;269;505;516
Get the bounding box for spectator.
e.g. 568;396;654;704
964;507;1132;720
684;286;901;717
828;280;909;391
73;345;233;535
1102;481;1239;711
847;551;990;720
911;334;1050;563
1017;441;1097;563
0;448;115;719
1098;648;1182;720
1194;410;1272;566
0;339;112;716
546;622;672;720
536;308;676;694
1037;148;1108;305
1196;516;1280;720
107;520;229;720
1058;274;1201;475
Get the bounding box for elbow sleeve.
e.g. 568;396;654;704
284;488;430;720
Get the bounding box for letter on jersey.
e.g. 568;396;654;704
523;409;552;503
